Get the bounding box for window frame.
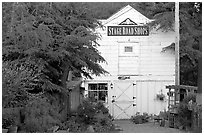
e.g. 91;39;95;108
87;83;108;103
124;46;133;53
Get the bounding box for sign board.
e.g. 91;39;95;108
107;26;149;36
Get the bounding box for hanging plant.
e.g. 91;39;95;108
156;93;165;101
156;89;166;101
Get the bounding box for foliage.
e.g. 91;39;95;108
2;108;19;128
58;116;87;132
192;105;202;133
146;2;175;31
59;99;115;132
176;94;196;130
2;61;42;108
182;93;196;103
77;99;112;124
2;2;108;132
131;112;149;124
92;108;115;132
159;110;170;120
2;2;201;92
77;99;97;124
2;2;107;93
2;3;108;132
93;116;115;132
2;117;15;129
2;2;201;132
22;96;61;133
95;101;109;114
156;93;166;101
179;3;201;86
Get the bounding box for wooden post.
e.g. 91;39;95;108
175;2;180;86
175;2;180;104
197;37;202;105
67;71;73;81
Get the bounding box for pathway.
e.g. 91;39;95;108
113;120;186;133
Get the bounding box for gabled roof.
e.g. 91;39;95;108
103;5;151;25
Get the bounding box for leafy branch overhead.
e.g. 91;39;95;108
2;2;108;95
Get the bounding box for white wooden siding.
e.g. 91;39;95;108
84;5;176;118
96;29;175;77
135;80;174;115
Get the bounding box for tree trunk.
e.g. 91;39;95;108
61;65;69;88
198;57;202;93
196;38;202;105
60;64;70;118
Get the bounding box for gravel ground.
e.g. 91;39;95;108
113;120;187;133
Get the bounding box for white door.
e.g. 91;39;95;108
110;80;137;119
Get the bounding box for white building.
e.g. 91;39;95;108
83;5;175;119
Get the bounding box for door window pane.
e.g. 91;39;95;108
88;83;108;102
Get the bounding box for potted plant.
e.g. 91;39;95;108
156;93;165;101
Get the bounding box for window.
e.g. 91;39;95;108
88;83;108;102
124;46;133;52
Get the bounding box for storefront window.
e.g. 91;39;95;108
88;83;108;102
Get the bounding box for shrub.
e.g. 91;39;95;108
77;99;97;125
59;98;115;133
159;110;170;120
131;112;149;124
95;101;109;114
59;116;87;132
2;108;19;129
93;121;115;132
23;97;61;132
93;112;115;132
2;117;15;129
176;94;196;130
2;62;41;108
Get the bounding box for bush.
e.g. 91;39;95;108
2;117;15;129
2;108;20;129
59;116;87;132
93;112;115;132
59;98;115;133
176;94;196;130
131;112;149;124
77;99;97;125
95;101;109;114
2;62;41;108
159;110;170;120
23;97;61;132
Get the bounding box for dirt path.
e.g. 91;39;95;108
113;120;186;133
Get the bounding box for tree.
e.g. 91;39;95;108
2;61;39;108
2;3;109;123
179;2;201;87
2;2;107;95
